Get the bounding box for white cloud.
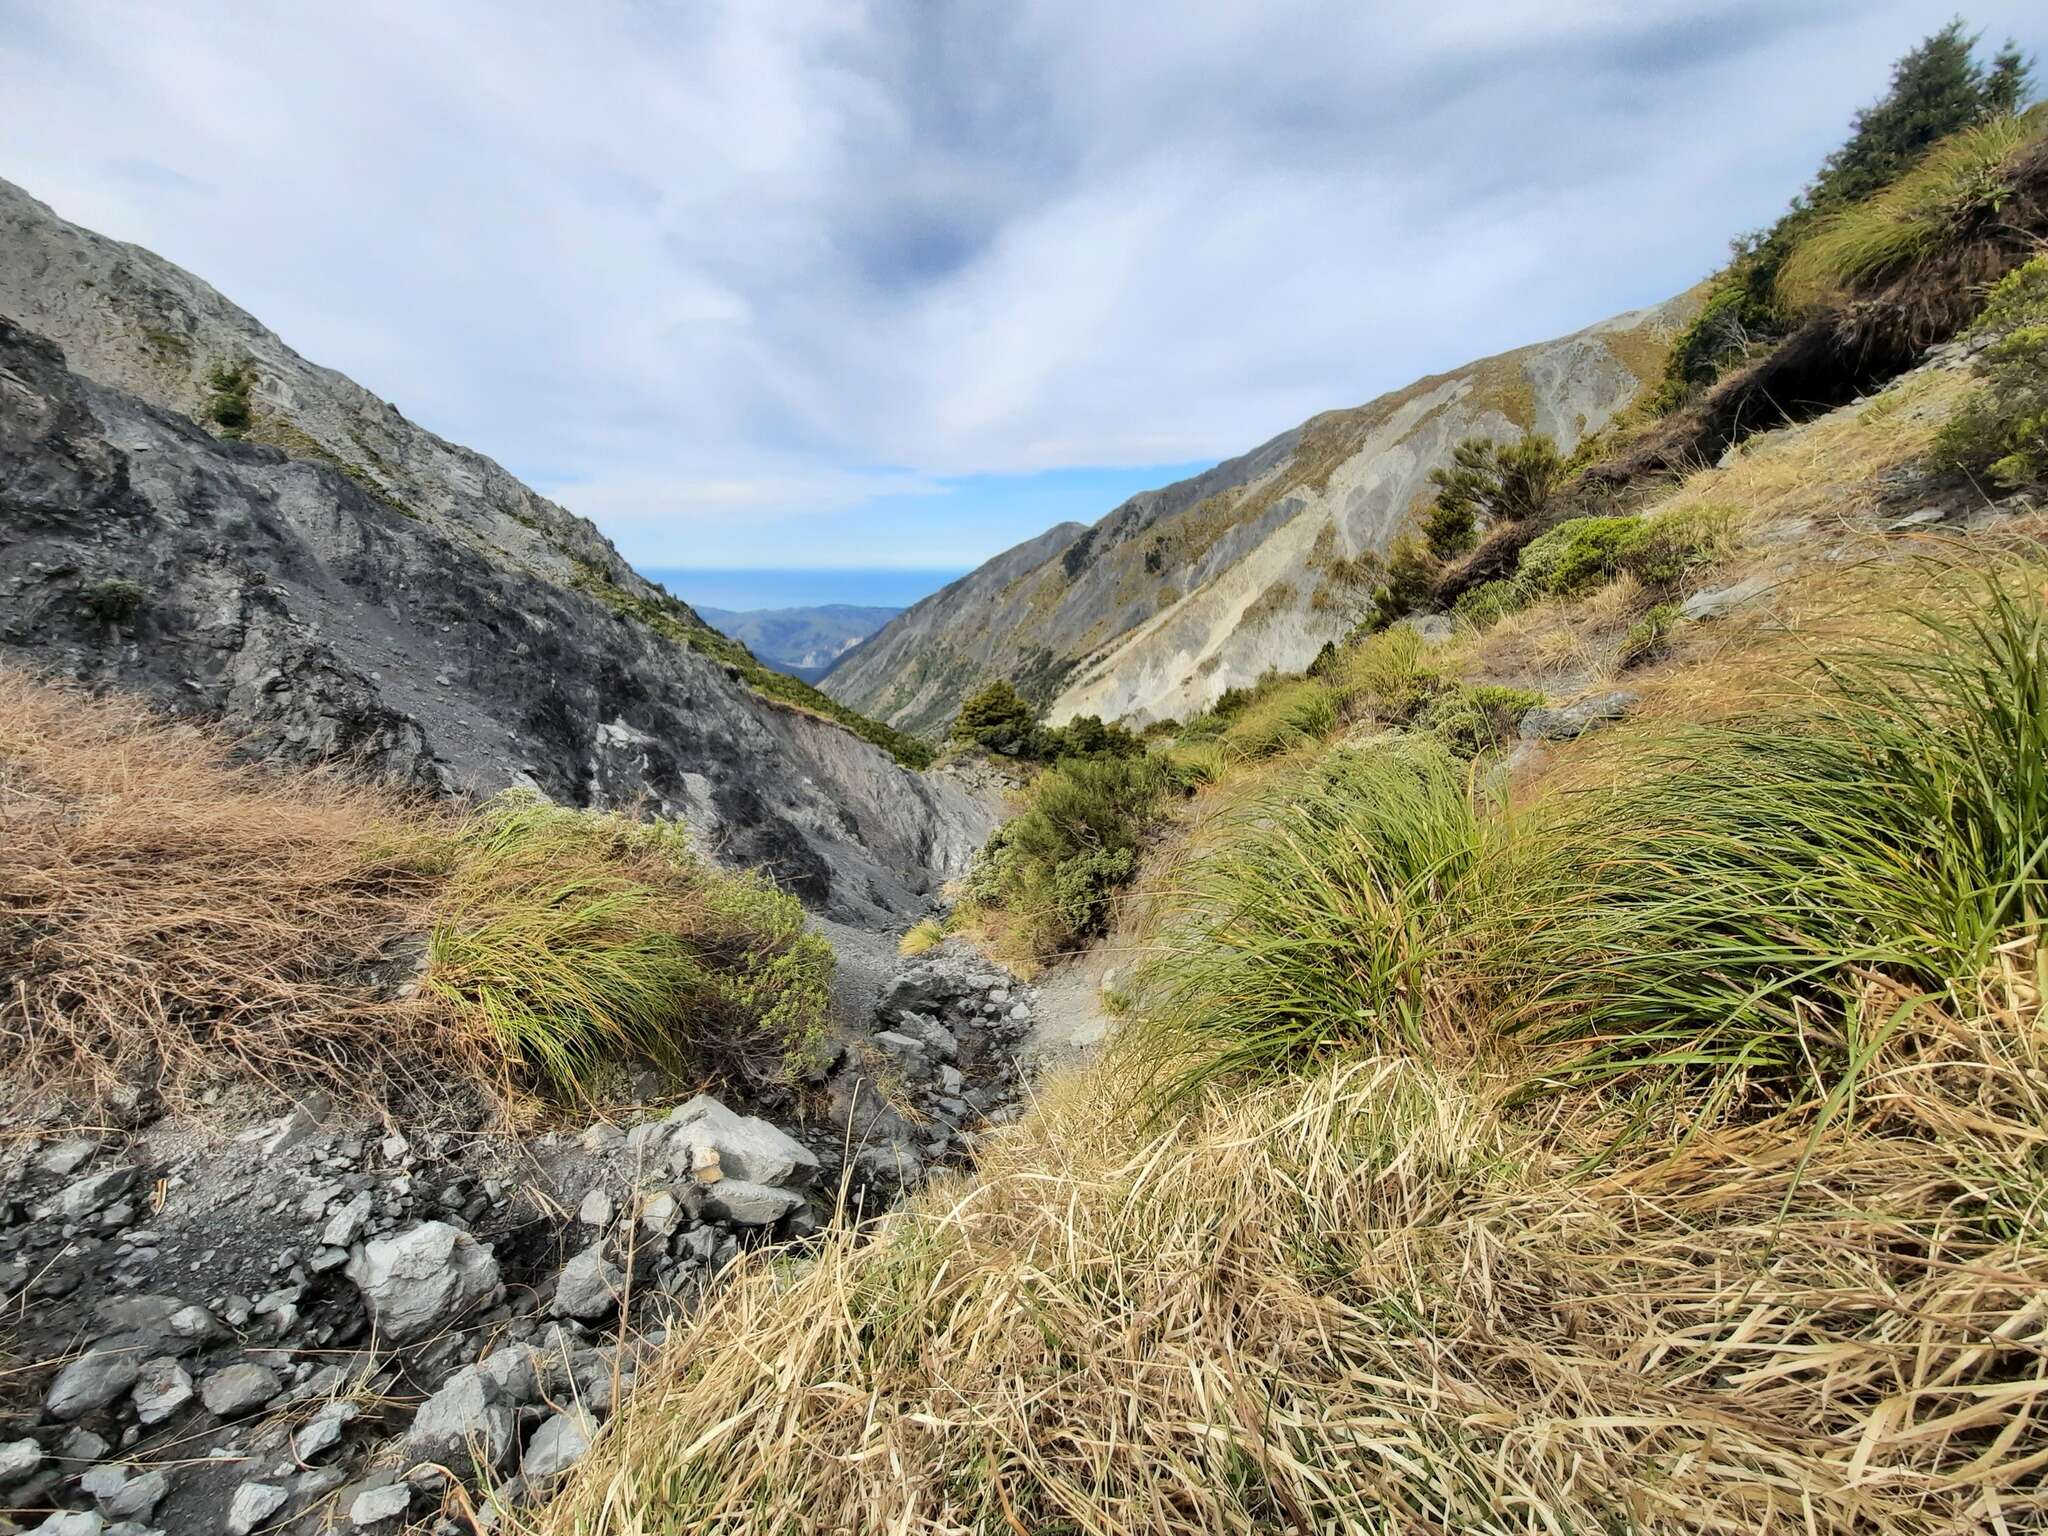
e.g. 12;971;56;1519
2;0;2042;566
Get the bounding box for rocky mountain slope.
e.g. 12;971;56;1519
697;604;901;682
824;298;1694;732
0;178;994;924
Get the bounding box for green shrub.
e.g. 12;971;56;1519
951;680;1042;756
1127;739;1484;1105
1450;577;1536;630
1220;679;1340;760
78;578;145;626
963;756;1171;958
1418;684;1544;758
1618;601;1684;669
1043;714;1143;761
1422;434;1566;558
426;791;832;1101
204;360;253;437
1366;534;1440;630
1516;506;1729;598
1931;255;2048;488
1501;577;2048;1092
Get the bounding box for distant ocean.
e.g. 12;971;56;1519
640;567;969;614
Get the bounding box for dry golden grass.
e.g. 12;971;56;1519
523;952;2046;1535
0;667;457;1117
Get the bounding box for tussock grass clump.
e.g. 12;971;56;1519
1776;105;2048;315
529;976;2048;1534
426;792;831;1101
1129;739;1485;1103
1503;577;2048;1090
1;669;834;1115
0;669;449;1111
1218;676;1338;759
896;916;946;956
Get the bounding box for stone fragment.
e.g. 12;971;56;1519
1518;690;1638;742
701;1179;801;1227
665;1096;818;1189
56;1168;139;1220
201;1362;283;1418
226;1479;289;1534
519;1408;595;1481
45;1349;143;1420
321;1192;374;1249
38;1138;100;1177
552;1241;624;1320
404;1367;516;1481
0;1437;46;1485
129;1356;194;1424
576;1188;613;1228
1681;574;1773;622
343;1222;500;1343
28;1513;103;1536
350;1482;410;1525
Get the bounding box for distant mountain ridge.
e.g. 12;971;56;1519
823;296;1697;734
698;604;902;682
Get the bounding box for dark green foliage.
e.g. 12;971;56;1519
1650;21;2033;412
1516;507;1725;598
951;680;1041;756
204;360;253;437
1366;535;1440;630
1450;578;1535;630
1043;714;1143;761
964;755;1171;956
1422;435;1566;558
1932;255;2048;487
78;578;145;626
571;563;934;769
1417;684;1544;758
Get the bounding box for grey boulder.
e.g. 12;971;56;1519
1518;690;1638;742
344;1221;501;1343
201;1362;283;1418
552;1241;625;1321
45;1348;143;1420
665;1095;819;1189
520;1408;596;1481
404;1367;516;1481
226;1480;289;1534
701;1179;802;1227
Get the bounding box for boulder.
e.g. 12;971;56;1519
520;1408;595;1482
201;1362;283;1418
552;1241;625;1321
350;1483;411;1526
404;1367;516;1481
1681;574;1773;622
226;1480;289;1535
1518;690;1638;742
665;1096;818;1189
55;1167;139;1220
344;1221;501;1343
45;1348;143;1420
701;1179;801;1227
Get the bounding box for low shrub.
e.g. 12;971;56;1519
204;359;253;437
1450;576;1536;630
949;679;1040;756
1516;504;1730;598
1931;254;2048;487
1422;433;1567;557
77;578;145;626
1042;713;1143;761
962;755;1170;958
427;791;833;1101
1618;600;1684;668
1417;683;1544;757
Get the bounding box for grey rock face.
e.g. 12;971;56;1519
665;1095;819;1189
1518;690;1639;742
0;180;997;924
404;1368;516;1481
344;1222;500;1343
200;1362;283;1418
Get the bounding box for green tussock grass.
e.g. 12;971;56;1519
426;791;832;1101
1776;106;2048;312
897;916;947;957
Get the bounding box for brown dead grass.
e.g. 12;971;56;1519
0;667;467;1117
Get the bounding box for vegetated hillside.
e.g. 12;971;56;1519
697;604;901;682
822;297;1693;734
0;184;993;924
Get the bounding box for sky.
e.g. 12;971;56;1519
4;2;2043;589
